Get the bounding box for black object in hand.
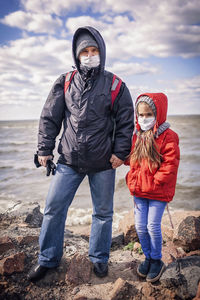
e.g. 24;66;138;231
46;160;56;176
34;153;56;176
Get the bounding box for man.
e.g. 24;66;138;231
28;26;134;281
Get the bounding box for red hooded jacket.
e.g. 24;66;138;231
126;93;180;202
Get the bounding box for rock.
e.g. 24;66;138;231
160;256;200;299
0;252;25;275
193;281;200;300
64;237;89;256
173;216;200;251
25;205;43;227
162;241;186;264
111;233;124;249
16;235;38;246
133;242;141;252
72;287;80;295
140;282;177;300
118;210;138;244
65;253;92;285
65;245;77;257
0;236;15;255
186;249;200;257
110;277;138;300
162;210;200;242
161;224;174;241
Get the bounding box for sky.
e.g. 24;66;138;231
0;0;200;120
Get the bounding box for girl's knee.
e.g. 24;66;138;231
147;222;161;235
135;223;148;234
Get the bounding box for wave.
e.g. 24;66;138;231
0;141;34;146
0;165;36;171
0;150;21;154
65;207;129;232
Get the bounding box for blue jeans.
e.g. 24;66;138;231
134;196;167;260
38;163;115;267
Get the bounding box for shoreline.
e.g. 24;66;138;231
0;202;200;299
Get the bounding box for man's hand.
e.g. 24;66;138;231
38;155;53;167
110;154;124;169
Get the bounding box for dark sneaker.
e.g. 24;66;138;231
146;259;165;283
137;258;151;278
27;264;49;282
93;262;108;278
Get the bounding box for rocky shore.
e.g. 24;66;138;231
0;202;200;300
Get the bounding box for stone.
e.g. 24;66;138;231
16;235;38;245
0;236;15;255
118;210;138;244
65;253;92;285
65;245;77;257
161;224;174;241
162;241;185;264
25;205;43;227
0;252;25;275
110;277;138;300
133;242;141;252
162;210;200;242
193;282;200;300
173;216;200;251
141;282;177;300
111;233;124;249
186;249;200;256
160;256;200;299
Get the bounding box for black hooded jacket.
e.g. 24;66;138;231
38;26;134;173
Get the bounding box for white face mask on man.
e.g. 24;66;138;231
138;116;156;131
80;54;100;69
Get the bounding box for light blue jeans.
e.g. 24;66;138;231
38;164;115;268
134;196;167;260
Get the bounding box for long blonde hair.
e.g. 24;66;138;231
130;129;162;172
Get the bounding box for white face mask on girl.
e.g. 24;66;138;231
138;116;156;131
80;54;100;69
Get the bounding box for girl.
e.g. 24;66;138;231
126;93;180;283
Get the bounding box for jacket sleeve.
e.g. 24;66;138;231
113;83;134;161
37;74;66;156
154;131;180;185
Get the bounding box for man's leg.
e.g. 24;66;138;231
38;164;85;268
88;168;115;266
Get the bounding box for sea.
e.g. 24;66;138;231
0;115;200;230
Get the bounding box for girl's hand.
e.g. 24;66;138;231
110;154;124;169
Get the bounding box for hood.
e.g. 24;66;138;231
136;93;168;133
72;26;106;74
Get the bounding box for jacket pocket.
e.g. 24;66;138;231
126;170;138;193
139;170;155;193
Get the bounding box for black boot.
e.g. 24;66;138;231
27;264;49;282
146;259;165;282
137;258;151;278
93;262;108;278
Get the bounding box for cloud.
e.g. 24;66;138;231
1;0;200;58
0;0;199;119
21;0;96;15
0;35;73;115
128;75;200;115
0;11;62;34
109;62;159;77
